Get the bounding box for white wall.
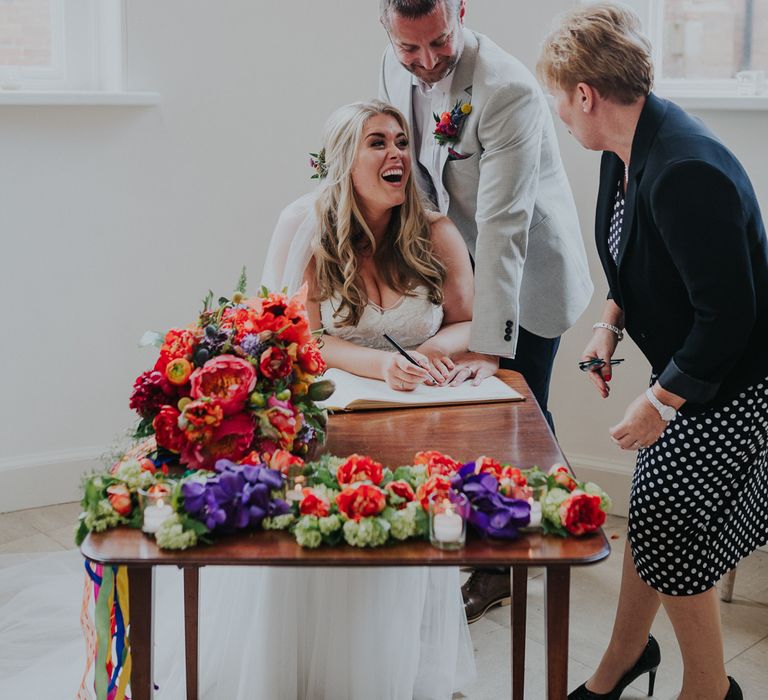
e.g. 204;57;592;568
1;1;765;513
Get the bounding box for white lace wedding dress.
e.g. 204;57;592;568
0;289;475;700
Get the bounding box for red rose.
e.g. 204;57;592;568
180;412;255;470
499;466;529;497
336;454;383;486
106;484;132;516
474;456;503;479
416;475;452;511
300;488;331;517
269;449;305;474
414;450;460;476
385;480;415;509
259;346;293;380
129;370;177;419
297;343;326;375
190;355;256;415
181;399;224;442
549;464;578;492
153;405;186;453
559;493;606;536
335;484;387;521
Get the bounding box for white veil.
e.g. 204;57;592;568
260;191;319;294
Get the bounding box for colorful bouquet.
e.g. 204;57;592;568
127;270;333;470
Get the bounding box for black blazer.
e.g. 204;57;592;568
595;93;768;412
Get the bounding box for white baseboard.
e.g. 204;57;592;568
567;453;634;518
0;447;107;513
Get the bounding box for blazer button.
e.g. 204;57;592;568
504;334;512;342
505;320;513;328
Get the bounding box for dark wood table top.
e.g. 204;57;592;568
81;371;610;569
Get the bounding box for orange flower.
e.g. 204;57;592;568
298;343;326;375
385;480;415;509
165;357;193;386
549;464;578;492
336;454;383;486
414;450;460;476
335;484;386;521
181;399;224;442
268;449;305;474
416;475;452;511
300;488;331;517
473;456;503;479
189;355;256;414
154;328;199;373
106;484;132;516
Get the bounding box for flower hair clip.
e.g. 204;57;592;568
309;148;328;180
433;100;472;145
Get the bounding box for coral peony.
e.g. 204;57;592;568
189;354;256;415
336;454;384;486
335;484;386;521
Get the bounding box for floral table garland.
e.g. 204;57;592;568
77;449;611;550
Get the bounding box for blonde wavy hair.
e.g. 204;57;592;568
312;100;445;327
537;3;653;105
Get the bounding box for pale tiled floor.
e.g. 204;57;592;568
1;505;766;699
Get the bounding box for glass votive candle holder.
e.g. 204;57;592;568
429;492;469;550
285;466;306;503
138;483;174;534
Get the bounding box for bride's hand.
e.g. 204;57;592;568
380;351;432;391
413;343;456;384
447;352;499;386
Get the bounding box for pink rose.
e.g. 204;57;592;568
189;355;256;415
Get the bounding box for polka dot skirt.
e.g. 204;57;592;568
628;378;768;596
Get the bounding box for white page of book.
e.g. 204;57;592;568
318;368;524;411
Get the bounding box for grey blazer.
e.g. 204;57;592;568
380;29;593;357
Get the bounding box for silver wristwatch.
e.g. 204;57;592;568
645;387;677;422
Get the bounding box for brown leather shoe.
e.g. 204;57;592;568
462;570;511;623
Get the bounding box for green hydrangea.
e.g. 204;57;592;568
342;517;390;547
262;513;296;530
583;482;612;512
318;514;342;536
154;513;198;550
541;487;570;525
294;516;323;548
113;459;155;491
83;499;124;533
387;501;423;540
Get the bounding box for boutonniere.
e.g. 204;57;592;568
433;100;472;145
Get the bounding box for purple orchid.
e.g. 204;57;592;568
451;461;531;539
181;458;289;533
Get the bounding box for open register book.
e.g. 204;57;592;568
318;368;524;411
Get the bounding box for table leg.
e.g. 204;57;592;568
511;566;528;700
544;566;571;700
184;567;200;700
128;566;155;700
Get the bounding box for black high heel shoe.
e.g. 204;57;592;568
568;634;661;699
725;676;743;699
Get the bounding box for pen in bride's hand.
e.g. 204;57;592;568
383;333;421;367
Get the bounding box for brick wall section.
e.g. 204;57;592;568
0;0;51;66
663;0;768;79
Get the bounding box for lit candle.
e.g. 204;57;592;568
286;475;305;502
433;508;464;542
528;499;542;528
142;497;174;534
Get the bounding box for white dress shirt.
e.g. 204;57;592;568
411;70;454;213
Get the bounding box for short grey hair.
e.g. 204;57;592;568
380;0;461;26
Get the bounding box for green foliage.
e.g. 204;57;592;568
236;266;248;294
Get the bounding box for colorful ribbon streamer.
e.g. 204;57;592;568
82;560;132;700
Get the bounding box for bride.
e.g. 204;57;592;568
0;101;481;700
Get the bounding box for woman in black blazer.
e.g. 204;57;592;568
538;4;767;700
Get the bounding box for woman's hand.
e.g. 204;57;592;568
446;352;499;386
581;328;620;398
609;393;668;450
380;351;432;391
413;342;457;384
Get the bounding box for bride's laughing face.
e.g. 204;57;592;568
351;114;411;212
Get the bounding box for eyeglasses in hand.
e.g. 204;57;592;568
578;358;625;372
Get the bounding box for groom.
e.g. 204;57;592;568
378;0;593;622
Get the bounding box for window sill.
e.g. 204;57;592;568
655;91;768;111
0;90;160;106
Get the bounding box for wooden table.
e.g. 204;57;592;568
81;370;610;700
